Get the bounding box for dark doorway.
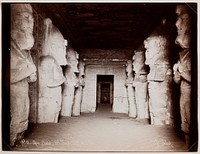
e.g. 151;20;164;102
96;75;114;110
101;83;111;104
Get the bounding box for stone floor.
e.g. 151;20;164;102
12;104;187;152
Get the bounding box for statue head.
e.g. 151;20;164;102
11;4;34;50
125;60;134;82
175;5;191;49
66;46;79;73
78;59;85;86
43;18;68;66
132;50;147;75
78;59;85;77
144;18;171;65
64;65;79;87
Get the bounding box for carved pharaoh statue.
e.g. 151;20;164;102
38;56;65;123
10;4;37;147
132;48;149;119
72;59;86;116
144;19;173;125
173;5;191;147
37;18;67;123
125;60;137;118
61;47;79;116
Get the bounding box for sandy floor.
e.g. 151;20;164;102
13;104;187;152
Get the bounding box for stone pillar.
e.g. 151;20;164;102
144;19;173;125
37;56;65;123
10;4;37;147
173;5;191;147
132;46;149;119
125;60;137;118
72;59;85;116
61;47;79;116
37;18;67;123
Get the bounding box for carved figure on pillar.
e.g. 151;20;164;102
144;19;173;125
38;56;65;123
37;17;67;123
72;59;86;116
10;4;37;147
125;60;137;118
61;47;79;116
132;47;149;119
173;5;191;147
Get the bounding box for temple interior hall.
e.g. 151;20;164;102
2;3;198;152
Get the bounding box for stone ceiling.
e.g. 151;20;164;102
32;3;177;50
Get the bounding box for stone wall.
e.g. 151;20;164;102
81;62;129;113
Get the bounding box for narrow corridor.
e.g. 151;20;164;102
13;104;186;152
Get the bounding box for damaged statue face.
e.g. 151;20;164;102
175;5;191;49
126;60;133;76
43;18;68;66
66;47;79;73
11;4;34;50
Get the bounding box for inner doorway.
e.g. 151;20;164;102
96;75;114;111
101;83;110;104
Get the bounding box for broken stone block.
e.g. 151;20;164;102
61;65;79;116
10;4;37;147
42;18;67;66
37;56;65;123
72;60;85;116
